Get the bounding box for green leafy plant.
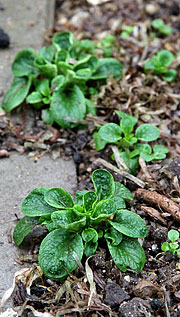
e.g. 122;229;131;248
120;25;134;39
94;111;169;174
161;229;180;258
1;32;123;128
144;50;177;82
152;19;172;37
96;35;117;57
13;169;148;280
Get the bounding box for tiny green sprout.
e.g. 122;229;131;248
152;19;172;37
161;229;180;257
93;111;169;175
97;35;117;57
144;50;177;83
13;169;148;280
120;25;134;39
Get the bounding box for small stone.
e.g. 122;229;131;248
124;275;131;283
105;283;130;308
145;3;158;15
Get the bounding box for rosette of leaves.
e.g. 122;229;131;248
152;19;172;37
94;111;169;174
13;169;148;280
1;32;123;128
144;50;177;83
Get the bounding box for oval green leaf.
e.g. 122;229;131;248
13;216;39;246
98;123;122;142
12;49;39;77
135;124;160;142
21;187;57;216
91;58;123;80
107;236;145;273
44;188;74;209
39;229;83;280
92;169;115;200
110;209;148;238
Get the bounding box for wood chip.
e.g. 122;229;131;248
141;205;167;225
136;188;180;222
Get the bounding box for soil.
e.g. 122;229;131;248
1;0;180;316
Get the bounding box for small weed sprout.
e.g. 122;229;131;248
161;229;180;258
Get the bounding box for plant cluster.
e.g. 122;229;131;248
94;111;169;174
13;169;148;279
1;32;122;128
96;34;117;57
152;19;172;37
120;25;134;39
161;229;180;258
144;49;177;83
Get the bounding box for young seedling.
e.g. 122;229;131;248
96;35;117;57
13;169;148;280
144;50;177;83
93;111;169;174
161;229;180;258
152;19;172;37
120;25;134;39
1;32;123;129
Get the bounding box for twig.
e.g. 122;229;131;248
93;158;146;188
162;285;171;317
111;145;129;171
136;189;180;222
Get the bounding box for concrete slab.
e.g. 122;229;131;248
0;0;78;309
0;0;55;103
0;153;77;303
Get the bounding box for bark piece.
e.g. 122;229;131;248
136;188;180;222
134;280;162;299
141;205;167;225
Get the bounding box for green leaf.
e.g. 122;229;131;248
39;229;83;280
51;75;65;91
26;91;42;104
92;169;115;200
110;209;148;238
111;197;126;209
75;190;89;205
107;236;145;272
135;124;160;142
157;50;174;67
113;182;133;201
144;57;156;72
41;109;54;125
160;25;172;36
86;99;97;116
44;188;74;209
35;79;50;97
83;191;97;212
91;58;123;80
50;85;86;128
152;19;164;29
53;32;75;51
82;228;98;243
120;116;135;136
120;151;139;175
39;45;55;62
176;249;180;258
34;56;57;79
2;77;31;112
93;131;108;151
84;241;98;257
55;49;69;63
168;229;179;242
161;241;170;252
115;111;137;129
163;69;177;82
12;49;39;77
98;123;122;142
51;210;86;232
105;227;122;246
21;187;57;216
74;56;98;72
152;145;169;160
13;216;39;246
90;199;117;224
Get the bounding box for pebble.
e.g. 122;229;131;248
145;3;158;15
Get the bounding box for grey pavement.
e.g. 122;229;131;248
0;0;78;309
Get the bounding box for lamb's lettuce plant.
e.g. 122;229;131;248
1;32;123;128
120;25;134;39
152;19;172;37
144;50;177;83
13;169;148;280
161;229;180;258
94;111;169;174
